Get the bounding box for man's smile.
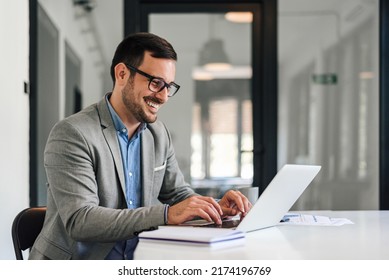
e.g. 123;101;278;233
144;97;161;111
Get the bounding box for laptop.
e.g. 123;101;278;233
186;164;321;232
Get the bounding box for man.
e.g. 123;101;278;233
29;32;251;260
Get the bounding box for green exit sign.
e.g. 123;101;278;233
312;73;337;85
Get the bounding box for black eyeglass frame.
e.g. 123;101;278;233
124;63;180;97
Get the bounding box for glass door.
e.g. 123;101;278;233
138;5;260;198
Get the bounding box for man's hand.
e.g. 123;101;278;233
219;190;252;218
167;196;223;225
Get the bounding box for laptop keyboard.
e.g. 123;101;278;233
198;219;241;229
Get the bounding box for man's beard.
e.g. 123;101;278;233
121;78;158;124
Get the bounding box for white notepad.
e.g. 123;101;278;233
138;226;245;248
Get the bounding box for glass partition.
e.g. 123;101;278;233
278;0;379;210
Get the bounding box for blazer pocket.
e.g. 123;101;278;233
154;161;166;172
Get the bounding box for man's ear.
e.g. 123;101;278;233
114;63;128;86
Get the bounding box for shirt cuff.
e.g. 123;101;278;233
164;204;170;224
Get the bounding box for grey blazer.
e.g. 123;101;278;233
29;96;194;260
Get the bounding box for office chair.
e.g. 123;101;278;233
11;207;46;260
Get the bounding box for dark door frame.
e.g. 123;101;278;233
380;0;389;210
29;0;38;206
124;0;278;195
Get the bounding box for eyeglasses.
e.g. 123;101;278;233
125;64;180;97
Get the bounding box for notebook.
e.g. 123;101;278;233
185;164;321;232
138;226;245;248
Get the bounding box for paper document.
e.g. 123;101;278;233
280;213;354;226
138;226;245;248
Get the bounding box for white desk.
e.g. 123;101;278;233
134;211;389;259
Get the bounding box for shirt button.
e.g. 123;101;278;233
122;128;126;133
129;172;133;177
129;200;133;205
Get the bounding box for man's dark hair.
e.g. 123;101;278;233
110;32;177;85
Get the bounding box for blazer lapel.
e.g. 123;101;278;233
97;97;126;197
141;128;155;206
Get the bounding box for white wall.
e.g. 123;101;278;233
0;0;30;259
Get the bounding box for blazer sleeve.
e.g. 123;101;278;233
44;119;166;243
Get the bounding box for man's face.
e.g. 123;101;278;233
121;52;176;124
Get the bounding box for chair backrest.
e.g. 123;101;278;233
11;207;46;260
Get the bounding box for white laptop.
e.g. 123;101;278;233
187;164;321;232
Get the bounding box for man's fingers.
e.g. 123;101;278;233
196;196;223;215
167;196;222;225
220;190;253;216
191;197;222;224
235;191;252;213
235;191;253;213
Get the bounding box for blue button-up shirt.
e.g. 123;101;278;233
105;94;146;260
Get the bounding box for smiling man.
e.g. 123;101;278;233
29;33;251;260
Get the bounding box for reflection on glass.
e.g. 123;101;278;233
209;99;238;177
278;0;379;210
150;13;252;196
241;100;253;179
191;103;203;178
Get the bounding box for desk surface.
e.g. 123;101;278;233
134;211;389;260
